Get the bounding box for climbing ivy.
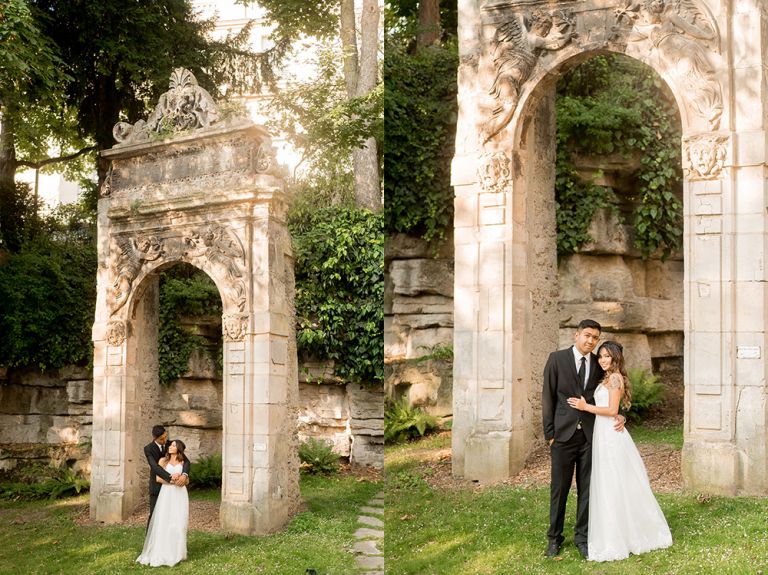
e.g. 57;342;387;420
384;40;458;243
157;267;222;387
289;204;384;385
556;54;683;259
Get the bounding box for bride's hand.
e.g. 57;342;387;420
567;396;587;411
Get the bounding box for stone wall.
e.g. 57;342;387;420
384;233;454;417
0;354;384;476
384;209;685;418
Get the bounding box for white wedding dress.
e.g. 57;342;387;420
136;462;189;567
588;383;673;562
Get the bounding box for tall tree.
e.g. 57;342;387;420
255;0;382;211
416;0;441;50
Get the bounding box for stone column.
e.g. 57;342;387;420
682;3;768;494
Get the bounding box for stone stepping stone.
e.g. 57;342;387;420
367;498;384;506
358;515;384;528
353;539;382;555
360;505;383;515
356;555;384;570
354;527;384;539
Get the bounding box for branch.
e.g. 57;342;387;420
17;145;97;170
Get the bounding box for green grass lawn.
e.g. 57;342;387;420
0;473;380;575
384;426;768;575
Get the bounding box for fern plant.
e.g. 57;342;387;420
298;438;340;474
384;397;440;444
626;368;666;423
189;453;222;488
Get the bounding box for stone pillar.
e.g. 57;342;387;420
682;3;768;495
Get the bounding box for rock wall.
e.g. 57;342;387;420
385;208;685;417
0;353;384;476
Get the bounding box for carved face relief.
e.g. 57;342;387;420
685;135;727;179
478;152;512;193
222;314;248;342
106;320;127;346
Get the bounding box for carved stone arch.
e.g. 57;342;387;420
90;69;298;534
454;1;768;495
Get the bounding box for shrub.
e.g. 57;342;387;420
0;467;89;501
289;205;384;385
626;368;666;423
189;453;222;488
384;397;440;444
298;438;340;475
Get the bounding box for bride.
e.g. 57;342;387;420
137;439;190;567
567;341;672;561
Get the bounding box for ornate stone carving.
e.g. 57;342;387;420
478;152;512;193
106;320;127;346
684;134;727;179
222;314;248;342
111;235;164;315
113;68;221;145
253;143;275;174
184;225;246;311
483;8;575;143
625;0;723;130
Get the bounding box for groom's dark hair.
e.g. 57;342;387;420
152;425;166;439
577;319;601;332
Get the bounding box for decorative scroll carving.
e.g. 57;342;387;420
222;314;248;342
478;152;512;193
184;225;246;312
106;320;127;346
111;235;164;315
253;143;275;174
113;68;221;145
684;134;727;179
483;8;575;143
625;0;722;130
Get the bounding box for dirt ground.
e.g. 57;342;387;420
75;462;382;533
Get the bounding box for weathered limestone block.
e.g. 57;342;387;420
350;434;384;468
298;382;350;457
391;294;454;315
0;384;69;415
385;359;453;417
67;380;93;404
347;383;384;468
390;259;454;297
647;333;684;358
644;258;684;299
582;207;636;255
165;426;221;460
385;232;453;260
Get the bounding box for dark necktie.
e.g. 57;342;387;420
578;356;586;390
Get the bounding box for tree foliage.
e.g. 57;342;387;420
556;54;683;259
0;203;96;370
290;205;384;385
384;40;457;243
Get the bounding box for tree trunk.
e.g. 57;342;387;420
341;0;381;212
416;0;441;50
0;111;18;193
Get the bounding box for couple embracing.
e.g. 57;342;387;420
542;319;673;562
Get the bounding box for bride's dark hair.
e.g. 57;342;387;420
597;341;632;411
169;439;188;463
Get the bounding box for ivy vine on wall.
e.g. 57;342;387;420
555;54;683;259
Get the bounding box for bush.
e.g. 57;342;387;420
627;368;666;423
384;42;457;243
298;438;339;474
384;397;440;444
289;205;383;385
189;453;222;488
0;467;89;501
0;208;96;371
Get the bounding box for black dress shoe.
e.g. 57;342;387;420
576;543;589;559
545;542;562;557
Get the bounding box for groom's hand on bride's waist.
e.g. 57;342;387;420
613;414;626;432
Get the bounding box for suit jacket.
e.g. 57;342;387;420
542;346;605;444
144;440;191;496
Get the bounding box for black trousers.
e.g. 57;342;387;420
547;428;591;546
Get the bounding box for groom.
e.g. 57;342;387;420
143;424;189;523
542;319;624;559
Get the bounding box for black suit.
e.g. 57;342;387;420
143;440;190;521
542;346;604;547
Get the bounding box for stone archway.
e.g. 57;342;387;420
89;68;299;534
452;1;768;495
